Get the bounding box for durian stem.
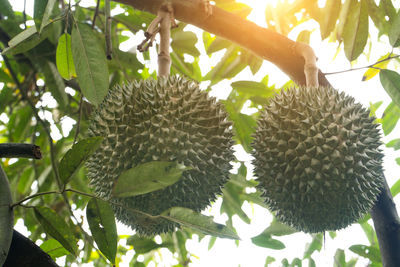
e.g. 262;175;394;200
157;3;173;77
292;42;318;88
371;178;400;267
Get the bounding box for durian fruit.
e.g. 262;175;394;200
85;76;234;235
252;86;384;233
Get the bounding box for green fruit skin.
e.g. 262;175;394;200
86;76;234;235
252;86;384;233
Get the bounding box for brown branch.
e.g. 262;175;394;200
114;0;330;87
371;178;400;267
0;143;42;159
92;0;101;29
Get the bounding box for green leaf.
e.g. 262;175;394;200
366;0;390;36
34;206;77;255
112;161;191;198
59;136;104;185
171;30;200;57
0;0;14;18
389;10;400;47
204;46;246;84
319;0;341;40
231;80;274;98
42;60;68;108
234;113;256;153
349;244;381;263
380;0;397;21
304;233;323;258
362;54;390;81
206;36;231;54
208;236;217;250
359;220;377;245
381;102;400;135
380;69;400;107
333;249;346;267
291;258;302;267
34;0;48;29
336;0;353;41
251;232;285;250
246;53;263;75
391;179;400;197
221;185;250;224
110;49;144;71
161;207;239;239
71;22;109;105
343;0;368;61
173;231;188;262
39;0;56;33
56;33;76;80
0;165;13;266
127;235;171;254
40;239;70;259
4;26;36;50
86;198;117;264
265;256;276;266
387;139;400;150
8;105;32;142
259;218;297;236
297;30;311;44
369;101;383;117
17;168;35;195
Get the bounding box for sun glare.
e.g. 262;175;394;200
237;0;287;27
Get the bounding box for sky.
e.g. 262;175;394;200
5;0;400;266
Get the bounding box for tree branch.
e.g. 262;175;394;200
111;1;400;266
113;0;330;87
0;143;42;159
371;178;400;267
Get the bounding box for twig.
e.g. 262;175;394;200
0;143;42;159
105;0;112;60
73;95;83;144
13;187;160;220
10;191;59;208
92;0;101;29
23;0;27;29
323;54;400;76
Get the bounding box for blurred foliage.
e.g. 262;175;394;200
0;0;399;266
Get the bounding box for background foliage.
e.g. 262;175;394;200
0;0;400;266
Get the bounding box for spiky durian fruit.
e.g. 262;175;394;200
252;86;384;233
86;76;234;235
